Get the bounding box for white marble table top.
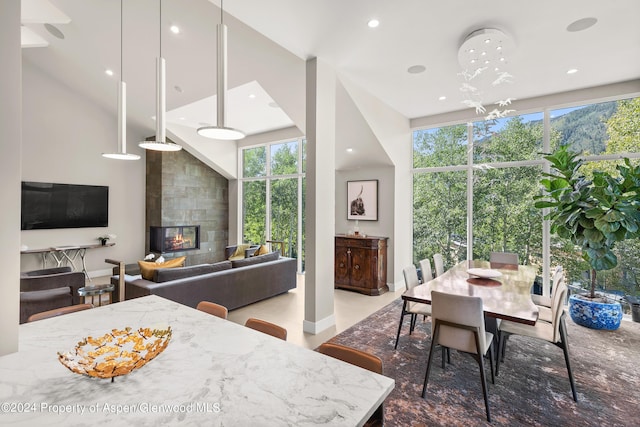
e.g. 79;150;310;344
0;295;394;426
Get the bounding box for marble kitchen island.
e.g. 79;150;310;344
0;295;393;426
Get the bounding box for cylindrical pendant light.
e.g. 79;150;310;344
197;0;245;140
139;0;182;151
103;0;140;160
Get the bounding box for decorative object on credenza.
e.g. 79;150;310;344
58;326;172;382
97;233;117;246
347;180;378;221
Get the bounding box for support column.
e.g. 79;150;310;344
303;58;336;334
0;0;22;355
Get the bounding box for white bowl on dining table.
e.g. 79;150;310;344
467;268;502;279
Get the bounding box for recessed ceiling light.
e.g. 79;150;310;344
179;117;185;120
105;69;114;76
170;25;180;34
346;148;354;153
567;17;597;32
484;38;491;43
407;65;426;74
567;68;579;74
367;19;379;28
248;94;256;99
438;96;447;101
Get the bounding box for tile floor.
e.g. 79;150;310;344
90;274;405;349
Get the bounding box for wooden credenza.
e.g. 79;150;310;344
335;235;388;296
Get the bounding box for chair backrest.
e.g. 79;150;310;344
403;265;420;290
196;301;228;319
317;342;383;374
431;291;488;354
550;275;568;343
245;318;287;340
489;251;519;266
419;258;433;283
27;303;93;322
433;253;445;277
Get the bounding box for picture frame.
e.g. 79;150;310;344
347;180;378;221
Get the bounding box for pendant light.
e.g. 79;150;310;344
102;0;140;160
197;0;245;140
139;0;182;151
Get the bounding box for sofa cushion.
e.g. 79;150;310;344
231;251;280;268
153;261;232;283
138;256;186;280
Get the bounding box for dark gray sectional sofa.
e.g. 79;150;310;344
115;251;297;311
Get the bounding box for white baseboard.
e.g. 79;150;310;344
388;279;405;292
303;314;336;334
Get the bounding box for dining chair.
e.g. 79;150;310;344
419;258;433;284
422;291;494;422
395;265;432;349
496;278;577;402
317;342;384;427
489;251;519;266
531;266;564;323
245;318;288;341
433;253;444;277
196;301;228;319
26;303;93;322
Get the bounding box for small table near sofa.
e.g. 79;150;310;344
0;295;394;426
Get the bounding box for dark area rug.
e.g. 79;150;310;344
325;298;640;426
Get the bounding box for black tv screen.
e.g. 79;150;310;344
21;182;109;230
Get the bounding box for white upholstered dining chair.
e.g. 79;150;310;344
531;265;564;323
419;258;433;283
394;265;432;349
433;253;444;277
489;251;519;266
496;277;577;402
422;291;495;422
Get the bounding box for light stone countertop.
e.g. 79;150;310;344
0;295;394;426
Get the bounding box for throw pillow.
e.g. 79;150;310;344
138;256;186;281
255;244;270;256
229;244;251;260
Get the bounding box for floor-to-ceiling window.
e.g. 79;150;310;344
413;96;640;298
240;138;306;272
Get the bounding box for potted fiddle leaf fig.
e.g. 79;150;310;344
534;145;640;330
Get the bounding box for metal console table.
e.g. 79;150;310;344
21;243;115;279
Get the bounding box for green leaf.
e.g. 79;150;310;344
583;227;604;242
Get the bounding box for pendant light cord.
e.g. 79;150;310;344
120;0;123;80
159;0;162;57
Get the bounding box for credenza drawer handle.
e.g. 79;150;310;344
354;264;360;270
339;263;345;268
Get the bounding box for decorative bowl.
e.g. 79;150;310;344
467;268;502;279
58;326;172;380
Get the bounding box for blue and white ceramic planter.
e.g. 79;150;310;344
569;294;622;330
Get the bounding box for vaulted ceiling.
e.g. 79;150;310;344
21;0;640;173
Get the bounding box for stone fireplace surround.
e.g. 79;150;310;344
145;144;229;266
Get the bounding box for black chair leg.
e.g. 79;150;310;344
474;331;491;423
496;332;506;376
410;313;417;334
394;302;408;350
558;315;578;402
422;323;440;398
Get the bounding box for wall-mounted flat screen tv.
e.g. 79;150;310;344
21;181;109;230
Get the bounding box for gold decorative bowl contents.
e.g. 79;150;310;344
58;326;172;381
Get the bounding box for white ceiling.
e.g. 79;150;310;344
20;0;640;171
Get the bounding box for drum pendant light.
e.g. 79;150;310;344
102;0;140;160
139;0;182;151
197;0;245;140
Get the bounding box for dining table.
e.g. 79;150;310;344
0;295;394;426
403;259;539;326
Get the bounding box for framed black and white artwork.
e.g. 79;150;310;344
347;180;378;221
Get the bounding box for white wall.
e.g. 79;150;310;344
335;167;395;284
0;0;21;355
21;60;147;277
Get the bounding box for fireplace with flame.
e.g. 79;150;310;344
150;225;200;253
